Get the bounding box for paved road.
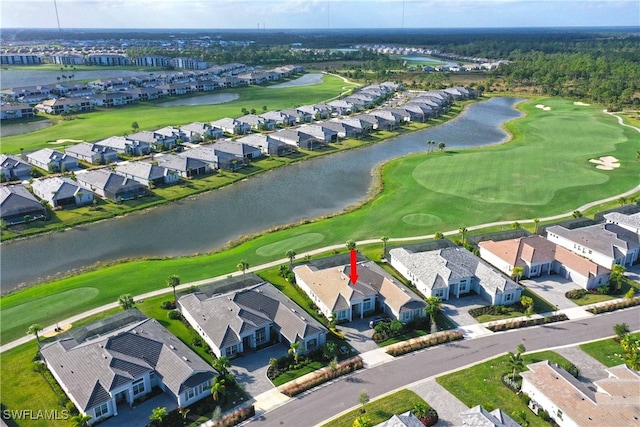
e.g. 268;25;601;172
245;307;640;426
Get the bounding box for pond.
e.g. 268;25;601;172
0;119;53;137
267;74;324;89
155;93;240;107
0;97;524;291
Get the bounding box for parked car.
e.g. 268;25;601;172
369;315;390;328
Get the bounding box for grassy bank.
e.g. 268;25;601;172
2;97;638;345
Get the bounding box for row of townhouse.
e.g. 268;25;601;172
1;63;302;117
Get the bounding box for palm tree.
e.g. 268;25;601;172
210;378;226;404
345;239;356;251
618;196;627;206
380;236;389;258
212;356;231;377
289;341;302;363
424;297;442;334
572;210;583;218
70;414;92;427
167;274;180;303
434;231;444;240
237;260;249;282
285;249;297;269
507;351;524;379
438;142;445;151
533;218;540;234
511;266;524;283
511;222;520;230
458;227;468;245
149;407;167;426
27;323;43;345
118;293;135;310
609;264;626;291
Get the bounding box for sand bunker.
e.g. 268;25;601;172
589;156;620;170
573;101;590;106
49;138;84;144
42;323;73;338
535;104;552;111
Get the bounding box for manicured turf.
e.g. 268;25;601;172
322;389;429;427
2;97;638;344
1;74;358;154
255;233;326;257
579;332;640;367
437;350;573;427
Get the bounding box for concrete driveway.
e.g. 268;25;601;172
99;391;176;427
336;318;380;354
441;295;487;327
230;343;288;398
520;274;582;310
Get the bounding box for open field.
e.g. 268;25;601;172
437;350;573;427
2;97;639;344
0;74;358;154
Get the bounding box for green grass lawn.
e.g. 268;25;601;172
321;389;429;427
2;97;638;345
474;288;557;323
437;350;574;427
0;74;358;154
579;332;640;367
568;278;640;306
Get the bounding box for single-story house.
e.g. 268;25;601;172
114;161;179;187
0;154;32;181
322;120;363;139
40;310;217;425
32;176;94;208
374;411;424;427
294;256;426;323
210;118;251;135
181;122;224;141
235;134;293;156
296;104;332;120
340;117;374;135
237;114;277;131
327;100;357;116
94;136;151;156
520;361;640;427
479;236;610;290
26;148;79;173
211;141;262;161
259;111;298;127
546;223;640;268
270;129;324;150
127;130;176;152
65;142;119;165
179;281;328;359
280;108;312;123
178;147;220;170
156;154;211;178
604;211;640;235
0;184;48;224
389;246;522;305
298;124;339;143
75;169;147;202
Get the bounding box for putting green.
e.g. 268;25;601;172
255;233;326;257
402;213;443;226
1;287;99;331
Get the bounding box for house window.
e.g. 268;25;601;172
307;338;317;349
94;403;109;418
557;409;563;420
226;344;238;357
186;388;196;400
505;293;513;302
255;328;266;344
337;310;348;321
363;299;372;311
132;379;145;396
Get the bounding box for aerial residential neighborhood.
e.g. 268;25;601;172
1;10;639;427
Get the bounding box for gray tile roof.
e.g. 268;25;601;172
115;161;173;181
374;411;424;427
604;212;640;233
158;154;208;173
459;405;522;427
547;223;640;258
179;282;327;350
32;176;86;202
0;184;46;219
389;246;521;295
40;312;216;412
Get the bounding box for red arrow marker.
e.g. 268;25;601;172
349;249;359;285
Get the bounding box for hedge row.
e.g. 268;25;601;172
278;357;363;397
385;331;464;357
587;297;640;314
486;314;569;332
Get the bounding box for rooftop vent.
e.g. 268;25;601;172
182;356;189;361
170;345;175;350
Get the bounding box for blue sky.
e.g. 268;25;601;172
2;0;638;29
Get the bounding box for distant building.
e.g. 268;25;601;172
0;185;47;224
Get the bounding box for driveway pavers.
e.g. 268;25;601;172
98;391;176;427
441;295;487;327
520;275;582;310
336;318;380;354
408;378;468;426
552;346;609;384
230;343;288;398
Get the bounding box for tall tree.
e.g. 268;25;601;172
380;236;389;258
131;121;140;133
167;274;180;303
345;239;356;251
511;266;524;283
210;378;226;404
609;264;626;291
289;341;302;363
285;249;297;269
424;297;442;334
212;356;231;378
237;260;249;282
438;142;446;151
27;323;43;345
149;407;167;426
458;227;468;245
533;218;540;234
507;351;524;379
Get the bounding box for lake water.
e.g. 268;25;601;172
0;97;524;291
0;120;53;137
267;73;324;88
0;69;154;89
156;93;239;107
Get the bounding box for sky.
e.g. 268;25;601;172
1;0;638;30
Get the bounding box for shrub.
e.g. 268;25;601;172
191;336;202;347
596;285;610;295
168;310;182;320
279;357;363;397
486;314;569;332
565;289;587;299
538;410;550;422
562;362;579;378
386;331;464;357
160;300;175;310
